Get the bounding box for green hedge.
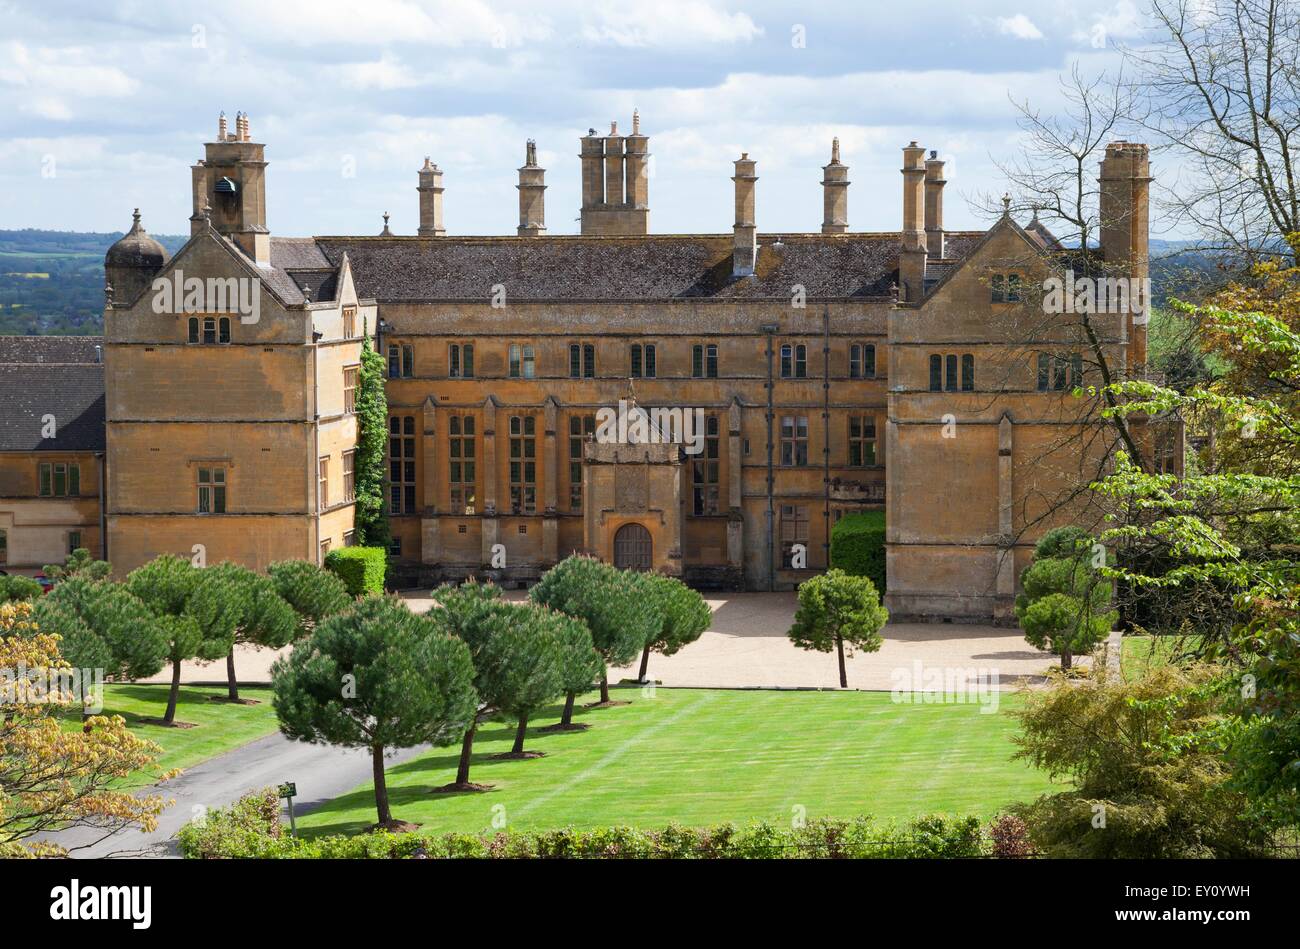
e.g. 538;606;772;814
179;788;987;859
323;547;386;596
830;511;886;594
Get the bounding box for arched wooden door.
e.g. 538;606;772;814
613;523;652;571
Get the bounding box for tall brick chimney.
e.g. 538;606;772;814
924;150;946;258
417;157;445;237
190;112;269;264
580;115;649;235
1099;141;1152;366
517;139;546;236
821;138;849;234
732;153;758;277
899;141;928;301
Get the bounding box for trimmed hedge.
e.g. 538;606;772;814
830;511;886;594
323;547;386;596
179;788;987;859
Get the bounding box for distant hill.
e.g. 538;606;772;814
0;228;186;336
0;227;1228;337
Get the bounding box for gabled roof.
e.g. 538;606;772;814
0;336;103;365
0;364;105;452
916;214;1058;302
301;232;985;304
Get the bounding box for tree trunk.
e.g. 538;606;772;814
226;649;239;702
600;672;610;704
638;644;651;683
455;723;476;785
560;692;576;726
512;714;528;755
163;658;182;724
372;743;391;826
1061;649;1073;671
835;633;847;689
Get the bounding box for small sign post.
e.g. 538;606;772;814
279;782;298;837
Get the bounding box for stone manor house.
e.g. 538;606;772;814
0;112;1161;622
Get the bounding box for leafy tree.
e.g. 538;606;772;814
200;563;299;703
475;602;570;757
635;572;711;683
31;577;168;718
126;556;238;725
529;555;659;705
0;575;42;603
1;601;171;856
272;596;477;828
353;336;390;548
787;568;888;688
1014;540;1116;671
1011;665;1271;858
433;579;505;789
42;548;110;583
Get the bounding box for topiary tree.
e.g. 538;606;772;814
635;572;711;683
475;602;570;758
547;613;602;730
199;562;299;703
271;596;477;828
787;568;888;688
126;555;239;725
324;547;387;597
0;575;42;603
433;579;506;790
31;577;169;718
1015;529;1115;671
353;336;390;549
529;555;660;706
42;548;110;583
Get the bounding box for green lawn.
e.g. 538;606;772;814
1121;634;1205;681
74;684;281;775
297;688;1058;837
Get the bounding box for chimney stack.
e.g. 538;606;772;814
821;137;849;234
580;115;649;235
517;139;546;236
1099;141;1152;367
192;113;269;263
417;157;445;237
924;150;946;258
732;153;758;277
899;141;928;302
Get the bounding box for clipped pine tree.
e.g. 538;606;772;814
635;572;712;683
787;568;888;688
529;555;660;705
199;562;299;703
272;596;477;829
547;614;602;731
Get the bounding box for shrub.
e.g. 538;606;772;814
830;511;886;594
179;791;995;859
324;547;386;596
988;814;1034;858
0;575;42;603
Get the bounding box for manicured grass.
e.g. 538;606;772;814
1121;634;1204;681
297;688;1058;837
70;684;281;775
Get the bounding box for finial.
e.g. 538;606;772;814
202;203;212;224
131;208;141;231
1001;192;1012;214
632;109;640;134
380;211;392;236
831;137;840;163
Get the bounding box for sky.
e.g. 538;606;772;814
0;0;1162;239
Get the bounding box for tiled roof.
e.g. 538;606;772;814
311;232;985;303
0;364;105;452
0;336;104;365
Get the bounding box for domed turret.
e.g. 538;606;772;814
105;209;170;305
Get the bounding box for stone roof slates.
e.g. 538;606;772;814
0;336;104;365
0;364;105;451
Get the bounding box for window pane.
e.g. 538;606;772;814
961;354;974;391
929;355;942;391
464;344;474;377
945;354;958;391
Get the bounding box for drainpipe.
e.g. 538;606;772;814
98;450;107;564
761;323;779;591
822;305;831;570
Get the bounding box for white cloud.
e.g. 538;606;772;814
996;14;1044;40
581;2;761;47
0;41;139;119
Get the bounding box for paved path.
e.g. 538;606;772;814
144;591;1071;692
43;734;429;858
